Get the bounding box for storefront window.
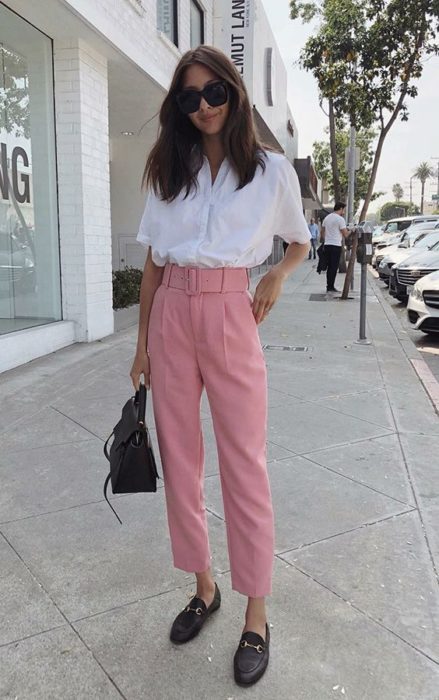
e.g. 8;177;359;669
157;0;178;46
190;0;204;48
0;4;61;335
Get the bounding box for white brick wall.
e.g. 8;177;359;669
61;0;214;90
54;38;114;342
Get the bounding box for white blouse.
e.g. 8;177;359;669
137;151;310;269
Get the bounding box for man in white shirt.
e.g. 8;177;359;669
321;202;349;292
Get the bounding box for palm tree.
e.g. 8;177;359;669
414;162;435;214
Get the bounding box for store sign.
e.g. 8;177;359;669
215;0;254;100
0;142;31;204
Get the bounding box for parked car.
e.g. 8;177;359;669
407;270;439;334
389;240;439;302
373;215;439;247
378;229;439;284
0;231;36;297
372;223;437;268
372;233;403;267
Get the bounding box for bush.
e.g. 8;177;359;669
379;201;420;221
112;267;143;309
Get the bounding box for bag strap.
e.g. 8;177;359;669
137;383;147;426
103;473;122;524
103;432;113;462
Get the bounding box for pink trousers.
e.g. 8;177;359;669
148;264;274;597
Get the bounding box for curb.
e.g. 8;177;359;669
368;268;439;416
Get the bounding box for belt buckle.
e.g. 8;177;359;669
185;268;200;295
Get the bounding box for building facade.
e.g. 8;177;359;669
0;0;310;373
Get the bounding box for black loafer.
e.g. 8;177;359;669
233;624;270;686
170;583;221;644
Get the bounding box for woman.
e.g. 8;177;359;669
130;45;310;686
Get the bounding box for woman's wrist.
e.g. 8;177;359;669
272;261;290;281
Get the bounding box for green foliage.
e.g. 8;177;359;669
0;45;30;138
392;183;404;201
413;161;435;184
379;201;420;221
290;0;439;222
312;126;384;206
112;267;143;310
290;0;439;130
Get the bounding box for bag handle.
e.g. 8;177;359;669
136;383;147;426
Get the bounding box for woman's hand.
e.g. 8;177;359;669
130;349;150;390
252;268;286;324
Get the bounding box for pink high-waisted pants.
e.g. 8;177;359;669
148;265;274;597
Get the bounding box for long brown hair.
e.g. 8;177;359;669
143;45;266;201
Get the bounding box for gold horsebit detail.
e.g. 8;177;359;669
185;605;204;616
240;640;264;653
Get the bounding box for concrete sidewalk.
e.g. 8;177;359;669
1;261;439;699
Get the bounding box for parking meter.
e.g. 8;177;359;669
356;224;373;264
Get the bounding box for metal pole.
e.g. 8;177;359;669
429;158;439;210
354;224;372;345
359;257;367;340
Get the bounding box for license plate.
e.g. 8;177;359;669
406;285;414;295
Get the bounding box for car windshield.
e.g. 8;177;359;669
414;232;439;249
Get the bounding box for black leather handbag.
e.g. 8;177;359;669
103;384;159;523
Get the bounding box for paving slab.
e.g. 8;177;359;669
283;511;439;662
303;433;414;505
266;362;385;402
0;626;122;699
205;456;413;553
73;561;439;700
313;387;396;431
1;495;230;621
267;399;392;455
0;438;110;522
1;406;96;455
0;535;65;647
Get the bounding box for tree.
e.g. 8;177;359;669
313;126;384;209
0;45;30;138
414;162;435;213
289;0;439;221
289;0;439;297
379;201;419;221
392;183;404;202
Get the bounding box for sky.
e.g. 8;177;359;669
261;0;439;214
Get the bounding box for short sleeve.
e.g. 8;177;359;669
276;158;311;244
136;190;153;249
339;216;347;229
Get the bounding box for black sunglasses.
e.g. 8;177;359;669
176;81;228;115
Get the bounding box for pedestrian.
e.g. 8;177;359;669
130;45;310;687
321;202;349;292
308;217;319;259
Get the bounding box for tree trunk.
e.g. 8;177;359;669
358;128;387;223
420;181;425;214
329;98;342;202
338;241;347;272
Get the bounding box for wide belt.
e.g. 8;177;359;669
162;264;249;295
